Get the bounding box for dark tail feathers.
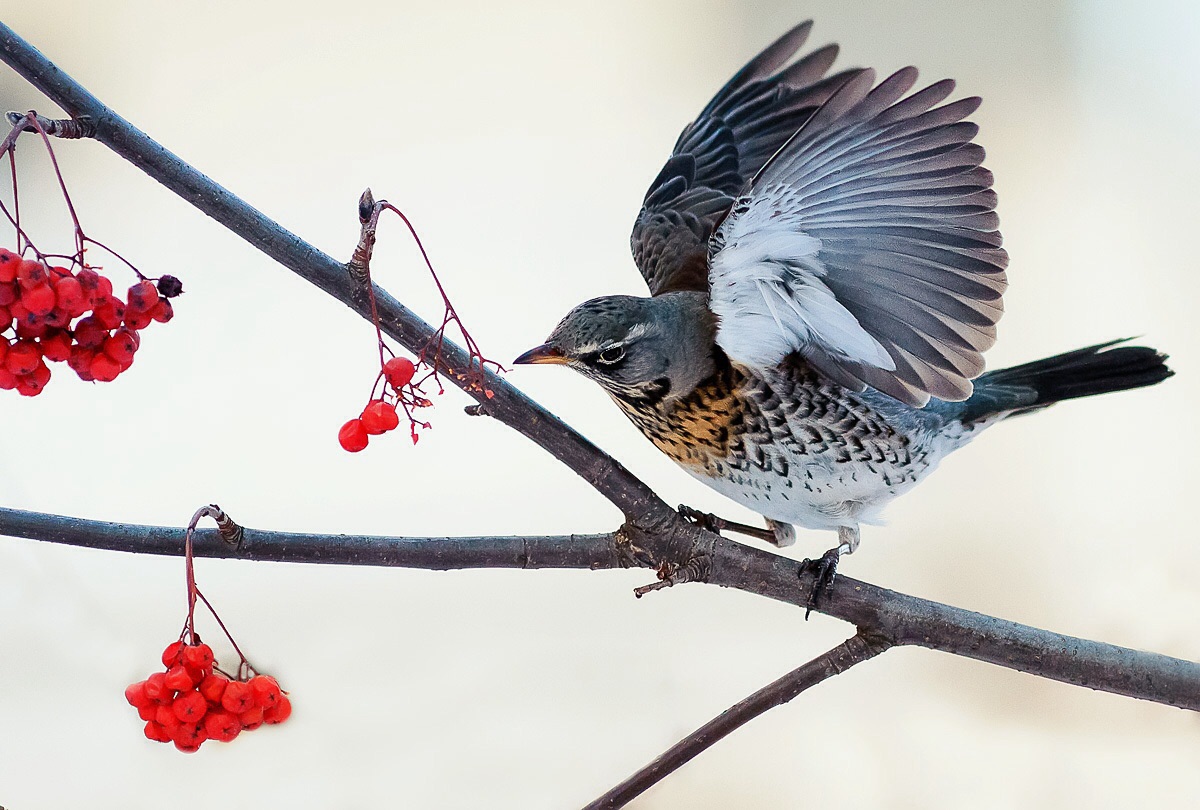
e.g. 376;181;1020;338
958;339;1173;424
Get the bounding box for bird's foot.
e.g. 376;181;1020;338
797;526;860;619
677;505;790;546
798;547;840;619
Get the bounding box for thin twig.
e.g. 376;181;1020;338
583;631;894;809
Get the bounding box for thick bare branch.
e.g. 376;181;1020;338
0;22;672;528
3;506;1198;712
0;507;621;571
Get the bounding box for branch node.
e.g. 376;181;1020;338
633;554;710;598
198;504;245;547
614;525;655;569
5;110;95;139
347;189;382;284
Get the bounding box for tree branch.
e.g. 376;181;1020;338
583;631;894;809
0;506;622;570
3;505;1198;713
0;21;672;526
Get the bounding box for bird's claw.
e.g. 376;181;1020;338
798;547;840;619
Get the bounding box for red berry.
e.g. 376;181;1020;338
220;680;255;714
264;693;292;725
0;368;15;391
15;374;44;397
72;316;108;349
360;400;400;435
126;280;158;312
103;330;138;365
171;722;206;752
199;672;229;705
164;664;194;692
92;296;126;330
150;297;174;323
0;249;19;283
16;259;47;289
0;281;16;306
68;346;97;380
53;276;87;317
172;689;209;723
13;312;47;339
76;268;101;304
383;356;416;388
204;711;241;743
247;674;282;709
181;643;214;670
20;283;55;316
43;307;70;329
124;308;154;331
125;680;151;708
144;720;172;743
40;330;73;363
137;702;158;722
161;640;185;668
4;340;40;376
143;671;170;703
90;352;122;382
239;705;265;730
155;703;180;730
338;418;369;452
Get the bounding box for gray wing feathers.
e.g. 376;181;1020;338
711;62;1008;406
631;22;862;294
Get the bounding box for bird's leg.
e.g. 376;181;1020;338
765;518;796;548
677;505;782;545
837;524;860;556
798;525;860;618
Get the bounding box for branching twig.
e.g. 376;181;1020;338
584;630;894;809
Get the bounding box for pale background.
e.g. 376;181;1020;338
1;1;1197;807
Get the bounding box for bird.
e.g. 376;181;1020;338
513;21;1172;590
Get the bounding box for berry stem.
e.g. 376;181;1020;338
181;505;256;677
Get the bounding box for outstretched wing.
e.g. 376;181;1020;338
708;67;1008;406
630;21;862;295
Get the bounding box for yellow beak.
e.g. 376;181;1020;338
512;343;569;365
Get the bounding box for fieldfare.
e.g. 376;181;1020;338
515;21;1172;583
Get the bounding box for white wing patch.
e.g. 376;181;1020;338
709;184;894;372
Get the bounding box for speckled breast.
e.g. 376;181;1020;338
611;360;941;530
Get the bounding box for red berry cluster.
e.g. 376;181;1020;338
0;248;181;396
125;640;291;753
338;356;418;452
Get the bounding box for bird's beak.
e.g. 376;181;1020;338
513;343;569;365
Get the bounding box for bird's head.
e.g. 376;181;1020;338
514;293;717;405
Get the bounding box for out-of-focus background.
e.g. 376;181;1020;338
1;1;1197;807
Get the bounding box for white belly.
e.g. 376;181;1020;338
684;420;981;532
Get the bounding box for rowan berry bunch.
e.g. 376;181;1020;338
338;354;423;451
1;113;181;396
337;195;502;452
125;639;291;753
125;506;289;753
0;248;181;395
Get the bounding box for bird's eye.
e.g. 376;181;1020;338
597;345;625;365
